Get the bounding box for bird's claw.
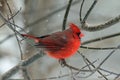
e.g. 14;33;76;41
59;59;66;67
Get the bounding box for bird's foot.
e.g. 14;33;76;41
59;59;66;67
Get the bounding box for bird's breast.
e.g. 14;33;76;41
45;37;80;59
43;32;81;59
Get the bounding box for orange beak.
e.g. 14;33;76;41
80;32;84;38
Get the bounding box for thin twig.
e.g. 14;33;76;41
94;45;120;73
62;0;73;30
99;68;119;76
5;0;23;60
80;46;120;50
0;8;21;28
78;52;108;80
75;59;97;76
0;11;22;37
78;44;120;79
81;15;120;31
81;0;98;24
81;52;92;71
84;44;120;79
59;59;91;71
82;32;120;45
5;1;31;80
79;0;85;22
79;0;120;32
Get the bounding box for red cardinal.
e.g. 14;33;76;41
22;23;84;59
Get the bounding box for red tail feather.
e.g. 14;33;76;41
21;34;40;43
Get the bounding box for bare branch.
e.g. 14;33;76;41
81;13;120;31
5;1;31;79
0;11;22;37
0;8;21;28
1;51;43;80
62;0;73;30
79;0;85;22
82;32;120;45
79;0;120;32
95;44;120;73
80;46;120;50
20;66;31;80
59;59;91;71
81;0;98;24
78;52;108;80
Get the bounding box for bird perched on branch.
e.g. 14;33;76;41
22;23;84;59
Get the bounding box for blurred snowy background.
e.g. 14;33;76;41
0;0;120;80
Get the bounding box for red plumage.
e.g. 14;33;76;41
22;23;84;59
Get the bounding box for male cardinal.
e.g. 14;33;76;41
22;23;84;59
